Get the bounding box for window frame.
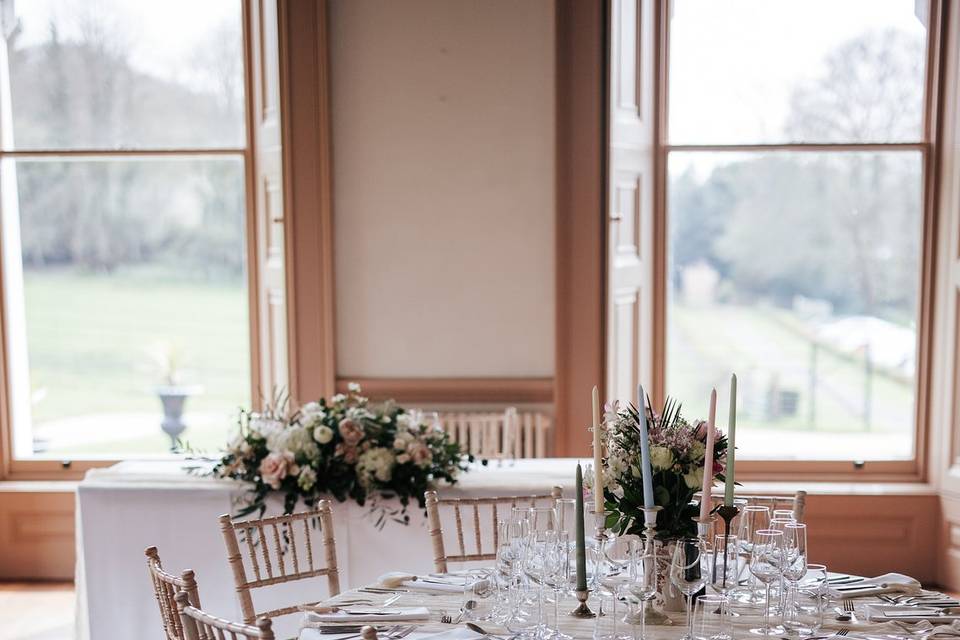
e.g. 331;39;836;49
651;0;947;481
0;1;262;480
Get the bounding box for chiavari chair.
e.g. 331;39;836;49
424;487;563;573
145;546;202;640
175;591;275;640
218;499;340;626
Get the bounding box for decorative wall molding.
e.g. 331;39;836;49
334;377;553;405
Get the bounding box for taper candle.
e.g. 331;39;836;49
575;463;587;591
592;386;603;513
699;388;717;521
724;374;737;506
637;384;654;509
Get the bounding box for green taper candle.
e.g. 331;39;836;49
724;373;737;506
575;463;587;591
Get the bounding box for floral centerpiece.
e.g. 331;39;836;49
592;397;728;539
208;383;471;525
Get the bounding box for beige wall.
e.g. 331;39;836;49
329;0;556;379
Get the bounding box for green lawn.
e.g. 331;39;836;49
23;268;250;455
667;301;915;436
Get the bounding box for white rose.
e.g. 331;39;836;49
313;425;334;444
397;414;417;430
684;466;704;489
649;446;674;471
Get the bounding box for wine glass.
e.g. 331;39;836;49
670;537;708;640
772;509;796;521
780;523;808;634
626;537;658;640
749;529;785;636
596;534;632;640
736;505;771;605
525;529;559;639
543;532;573;640
529;506;559;535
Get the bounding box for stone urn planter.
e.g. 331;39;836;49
155;385;201;450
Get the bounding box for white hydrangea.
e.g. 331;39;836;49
396;413;417;430
356;447;396;485
249;415;284;438
268;425;318;458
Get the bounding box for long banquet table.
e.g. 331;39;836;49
75;458;582;640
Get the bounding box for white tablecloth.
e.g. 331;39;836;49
75;458;582;640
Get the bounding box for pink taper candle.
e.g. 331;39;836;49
699;388;717;521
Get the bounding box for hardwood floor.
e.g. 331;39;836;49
0;582;74;640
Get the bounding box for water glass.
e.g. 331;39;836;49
735;506;771;606
554;498;578;537
670;537;708;640
693;595;731;640
784;564;828;636
748;529;785;636
710;533;740;596
463;570;497;622
772;509;796;521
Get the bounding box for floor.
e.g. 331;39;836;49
0;582;75;640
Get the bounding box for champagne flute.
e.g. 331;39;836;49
749;529;785;636
670;537;708;640
627;537;658;640
525;529;558;639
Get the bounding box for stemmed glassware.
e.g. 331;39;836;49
780;523;808;635
526;528;560;639
736;505;771;605
670;537;708;640
748;529;785;636
626;537;658;640
544;532;573;640
595;534;632;640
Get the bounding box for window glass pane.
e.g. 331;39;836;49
667;151;921;461
7;0;244;150
3;158;250;458
668;0;928;144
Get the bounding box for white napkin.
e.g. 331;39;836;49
376;571;469;594
827;572;922;598
304;607;430;624
401;577;468;594
299;625;484;640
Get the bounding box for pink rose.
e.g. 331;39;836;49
336;443;358;464
259;451;298;490
338;418;364;446
409;442;433;467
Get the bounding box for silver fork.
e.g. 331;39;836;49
835;630;850;638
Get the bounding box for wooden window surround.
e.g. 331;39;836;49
0;1;275;480
644;0;950;483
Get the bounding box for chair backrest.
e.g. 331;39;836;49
146;546;202;640
175;591;274;640
440;408;552;459
696;490;808;539
218;499;340;624
425;487;563;573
